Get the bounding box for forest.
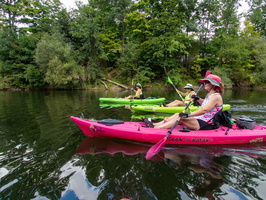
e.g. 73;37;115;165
1;0;266;89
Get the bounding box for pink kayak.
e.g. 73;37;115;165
70;116;266;145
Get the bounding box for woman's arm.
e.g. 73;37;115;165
189;94;222;117
134;89;142;98
176;90;187;97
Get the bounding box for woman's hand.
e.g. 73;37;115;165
179;113;191;118
164;117;170;123
191;95;200;100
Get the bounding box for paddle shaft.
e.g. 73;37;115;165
164;67;184;100
183;82;204;112
171;83;184;101
130;79;134;96
145;119;179;160
167;119;179;136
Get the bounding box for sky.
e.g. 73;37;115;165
60;0;88;10
60;0;249;21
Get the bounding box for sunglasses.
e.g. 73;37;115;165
204;81;210;84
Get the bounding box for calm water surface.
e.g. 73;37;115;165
1;89;266;200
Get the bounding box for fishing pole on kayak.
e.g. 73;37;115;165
164;67;184;101
145;70;212;160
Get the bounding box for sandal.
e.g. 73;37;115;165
144;118;154;128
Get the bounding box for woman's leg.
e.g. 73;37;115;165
180;118;200;130
167;100;185;107
125;95;132;99
154;115;200;130
154;113;179;127
154;113;180;129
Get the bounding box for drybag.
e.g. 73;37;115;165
236;116;256;130
211;110;233;128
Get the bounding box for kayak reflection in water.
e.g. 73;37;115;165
163;150;224;200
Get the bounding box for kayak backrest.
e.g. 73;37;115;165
139;94;145;99
98;119;124;125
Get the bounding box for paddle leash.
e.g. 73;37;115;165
145;70;212;160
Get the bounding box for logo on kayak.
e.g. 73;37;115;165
90;125;96;131
250;137;263;143
90;125;105;133
168;137;210;143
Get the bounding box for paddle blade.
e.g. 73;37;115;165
145;137;167;160
167;76;173;85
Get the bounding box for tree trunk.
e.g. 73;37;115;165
101;78;129;90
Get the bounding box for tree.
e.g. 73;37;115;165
247;0;266;36
35;33;81;88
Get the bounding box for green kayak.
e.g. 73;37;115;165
131;104;231;114
99;97;166;104
131;113;171;121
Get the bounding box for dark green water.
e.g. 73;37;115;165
1;89;266;200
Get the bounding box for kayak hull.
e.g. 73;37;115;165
70;116;266;145
99;97;165;104
131;104;231;114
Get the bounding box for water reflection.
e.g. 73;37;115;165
1;89;266;200
75;137;150;156
60;162;108;200
74;137;266;199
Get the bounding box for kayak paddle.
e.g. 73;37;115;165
164;66;184;101
145;120;179;160
167;76;184;101
145;70;212;160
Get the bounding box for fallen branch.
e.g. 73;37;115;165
101;78;129;90
100;80;108;90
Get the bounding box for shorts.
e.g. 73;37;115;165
197;119;215;130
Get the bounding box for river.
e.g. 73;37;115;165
0;88;266;200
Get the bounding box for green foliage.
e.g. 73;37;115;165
165;67;186;87
45;58;81;88
24;65;45;88
0;0;266;89
212;67;233;88
134;65;155;86
247;0;266;36
35;33;81;88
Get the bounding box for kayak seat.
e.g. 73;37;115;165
134;94;145;99
139;94;145;99
98;119;124;125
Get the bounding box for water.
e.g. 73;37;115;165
1;89;266;200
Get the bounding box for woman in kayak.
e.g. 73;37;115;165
153;74;224;130
164;83;196;107
125;83;144;99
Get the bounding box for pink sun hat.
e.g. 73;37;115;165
199;74;222;88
